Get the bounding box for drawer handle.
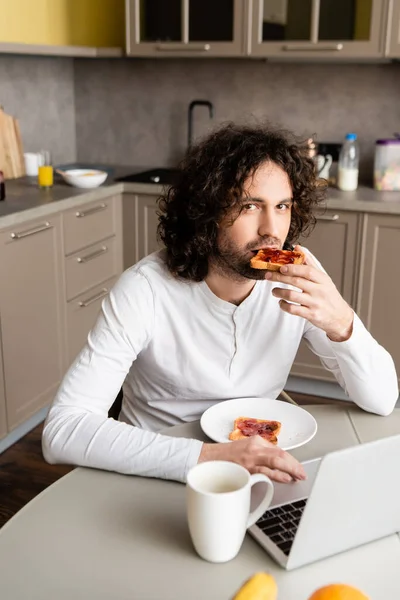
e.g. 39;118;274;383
10;221;51;240
282;44;343;52
155;43;210;52
75;203;107;218
77;246;108;263
317;214;340;221
78;288;109;308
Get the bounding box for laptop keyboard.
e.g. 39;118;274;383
255;498;308;556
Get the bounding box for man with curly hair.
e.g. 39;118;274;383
43;124;398;483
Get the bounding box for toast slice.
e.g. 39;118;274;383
251;248;305;271
229;417;282;444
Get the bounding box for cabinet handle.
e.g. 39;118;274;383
155;43;210;52
76;246;108;263
282;43;343;52
75;203;107;218
10;221;51;240
78;288;109;308
317;214;340;221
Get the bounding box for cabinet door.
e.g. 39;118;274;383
123;193;163;268
249;0;384;58
290;210;361;381
0;217;65;430
386;0;400;57
358;213;400;382
0;328;7;439
66;276;118;365
126;0;245;56
137;194;163;260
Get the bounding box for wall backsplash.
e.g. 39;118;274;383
2;56;399;182
0;56;76;165
74;58;400;182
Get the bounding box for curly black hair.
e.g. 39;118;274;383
157;122;326;282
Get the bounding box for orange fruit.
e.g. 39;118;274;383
308;583;370;600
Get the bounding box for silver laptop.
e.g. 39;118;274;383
249;434;400;570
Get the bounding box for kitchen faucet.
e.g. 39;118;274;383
187;100;214;149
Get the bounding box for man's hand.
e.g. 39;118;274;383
266;246;354;342
198;436;306;483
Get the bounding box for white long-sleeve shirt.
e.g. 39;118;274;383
42;250;399;482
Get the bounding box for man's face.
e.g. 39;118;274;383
213;161;293;281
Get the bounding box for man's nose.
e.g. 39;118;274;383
258;210;280;239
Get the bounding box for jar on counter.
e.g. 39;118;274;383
374;138;400;191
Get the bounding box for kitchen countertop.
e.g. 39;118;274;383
1;165;400;230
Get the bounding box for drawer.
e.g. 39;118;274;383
65;237;118;301
66;276;118;364
63;197;115;255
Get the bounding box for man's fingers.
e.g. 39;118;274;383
267;271;315;292
294;245;319;269
253;447;307;481
252;466;294;483
278;300;310;319
252;464;306;484
272;287;313;307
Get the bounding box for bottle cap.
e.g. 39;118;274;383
345;133;357;141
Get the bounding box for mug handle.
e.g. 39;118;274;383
247;474;274;528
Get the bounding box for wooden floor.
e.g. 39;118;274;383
0;392;346;528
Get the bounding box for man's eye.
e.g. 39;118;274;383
277;203;291;211
243;203;258;211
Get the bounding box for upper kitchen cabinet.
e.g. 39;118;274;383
126;0;246;57
248;0;386;59
0;0;125;57
386;0;400;57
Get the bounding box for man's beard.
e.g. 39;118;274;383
211;231;283;282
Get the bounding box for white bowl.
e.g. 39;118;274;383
61;169;108;189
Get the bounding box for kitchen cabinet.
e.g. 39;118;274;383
248;0;385;59
358;213;400;383
0;194;123;435
0;329;7;440
0;216;66;430
62;195;123;366
386;0;400;57
65;276;118;364
126;0;245;57
290;210;362;381
123;193;163;268
0;0;124;57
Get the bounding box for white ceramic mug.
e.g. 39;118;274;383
186;461;274;563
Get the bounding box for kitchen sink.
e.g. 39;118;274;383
116;168;181;185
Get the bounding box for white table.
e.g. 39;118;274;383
1;405;400;600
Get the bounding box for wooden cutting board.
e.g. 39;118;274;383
0;108;26;179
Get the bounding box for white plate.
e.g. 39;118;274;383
200;397;317;451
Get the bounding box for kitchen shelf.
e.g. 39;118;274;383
0;42;123;58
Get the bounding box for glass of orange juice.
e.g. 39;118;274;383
38;150;53;188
